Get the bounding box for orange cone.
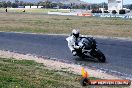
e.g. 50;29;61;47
82;67;89;78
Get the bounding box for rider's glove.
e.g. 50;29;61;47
74;45;80;49
72;50;77;56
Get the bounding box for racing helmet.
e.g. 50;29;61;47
72;29;80;38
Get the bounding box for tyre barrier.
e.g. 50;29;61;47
48;12;132;19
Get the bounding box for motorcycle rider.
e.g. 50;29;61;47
66;29;83;56
66;29;106;62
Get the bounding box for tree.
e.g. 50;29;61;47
19;1;25;6
0;2;3;8
129;4;132;10
7;1;12;7
51;3;57;8
45;1;52;8
91;4;99;10
57;3;63;9
15;0;19;4
15;0;19;7
37;1;44;6
79;4;86;9
2;1;7;8
12;3;18;8
73;5;79;9
100;2;108;10
37;1;53;8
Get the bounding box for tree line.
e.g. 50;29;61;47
0;0;108;9
124;4;132;10
0;0;132;10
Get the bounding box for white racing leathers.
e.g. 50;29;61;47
66;35;83;55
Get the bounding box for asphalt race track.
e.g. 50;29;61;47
0;32;132;80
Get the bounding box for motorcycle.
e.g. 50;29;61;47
69;37;106;62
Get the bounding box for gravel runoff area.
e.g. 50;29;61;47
0;50;131;87
0;50;120;79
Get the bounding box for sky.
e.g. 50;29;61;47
1;0;132;5
81;0;132;5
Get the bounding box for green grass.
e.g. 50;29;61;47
0;57;130;88
0;57;85;88
0;12;132;38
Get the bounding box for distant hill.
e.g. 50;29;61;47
2;0;88;4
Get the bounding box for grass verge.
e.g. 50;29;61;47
0;57;130;88
0;8;70;13
0;57;100;88
0;12;132;38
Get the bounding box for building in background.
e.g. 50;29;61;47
108;0;123;12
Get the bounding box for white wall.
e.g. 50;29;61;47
25;6;43;9
25;6;30;8
38;6;43;8
31;6;37;8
